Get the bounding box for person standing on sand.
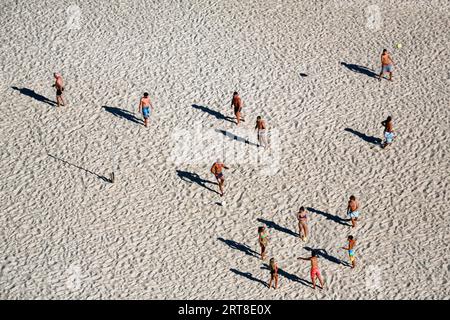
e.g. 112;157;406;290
231;92;243;125
342;235;357;269
268;258;279;289
297;206;308;242
258;226;269;260
52;73;65;107
255;116;268;148
381;116;395;148
298;251;325;290
210;160;229;196
138;92;153;127
379;49;395;81
347;195;360;228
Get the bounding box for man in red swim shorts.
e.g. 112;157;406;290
298;251;325;290
210;160;229;196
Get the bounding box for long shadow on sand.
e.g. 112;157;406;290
217;238;259;258
306;207;351;227
340;62;378;79
230;268;267;288
48;153;111;182
257;218;299;238
176;170;220;195
102;106;143;125
261;264;314;288
192;104;235;123
11;86;56;107
215;129;259;147
303;247;351;267
344;128;382;146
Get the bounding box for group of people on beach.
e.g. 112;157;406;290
48;48;397;291
259;197;359;290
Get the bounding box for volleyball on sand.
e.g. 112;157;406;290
395;43;402;49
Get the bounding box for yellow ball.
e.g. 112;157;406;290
396;43;402;49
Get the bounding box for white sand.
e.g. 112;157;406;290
0;0;449;299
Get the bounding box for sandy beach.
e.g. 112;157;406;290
0;0;449;299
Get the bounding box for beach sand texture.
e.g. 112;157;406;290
0;0;449;299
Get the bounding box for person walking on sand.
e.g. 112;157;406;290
210;160;229;196
342;235;357;269
298;251;325;290
381;116;395;148
52;73;65;107
231;92;243;125
347;195;360;228
255;116;268;148
268;258;279;289
138;92;153;127
297;206;308;242
379;49;395;81
258;226;269;260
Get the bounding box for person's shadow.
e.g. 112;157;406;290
344;128;382;146
306;207;351;227
303;247;351;267
215;129;259;147
48;153;111;182
260;264;314;288
192;104;235;123
11;86;56;107
217;238;259;257
176;170;219;195
102;106;143;125
340;62;378;79
230;268;267;288
257;218;299;237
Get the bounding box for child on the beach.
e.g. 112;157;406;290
342;235;357;269
255;116;268;148
297;206;308;242
138;92;154;127
268;258;279;289
381;116;395;148
210;160;229;196
298;251;325;290
347;195;360;228
258;226;269;260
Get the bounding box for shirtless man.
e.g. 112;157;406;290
379;49;395;81
381;116;395;148
138;92;154;127
255;116;268;148
52;73;65;107
342;235;357;269
210;160;229;196
298;251;325;290
347;195;360;228
231;92;243;125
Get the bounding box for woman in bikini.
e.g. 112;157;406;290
268;258;279;289
258;226;269;260
297;206;308;242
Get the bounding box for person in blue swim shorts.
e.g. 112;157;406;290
346;195;360;228
138;92;154;127
379;49;395;81
342;235;357;269
381;116;395;148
